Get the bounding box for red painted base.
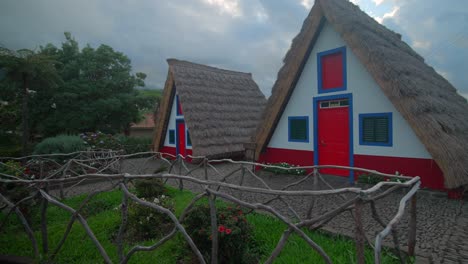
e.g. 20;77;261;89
160;146;176;158
259;147;446;191
258;147;314;167
159;146;193;161
354;154;445;190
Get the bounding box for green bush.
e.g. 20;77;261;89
0;133;22;157
127;194;174;240
79;133;151;154
263;162;307;176
184;204;258;264
115;135;152;154
134;178;166;198
0;161;36;218
357;173;384;184
80;132;120;150
33;135;85;155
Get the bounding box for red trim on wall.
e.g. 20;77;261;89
160;146;192;162
160;146;176;158
258;147;314;168
259;147;445;190
352;155;444;190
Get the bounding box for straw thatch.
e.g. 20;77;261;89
153;59;266;158
253;0;468;189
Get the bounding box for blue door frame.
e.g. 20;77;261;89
313;93;355;184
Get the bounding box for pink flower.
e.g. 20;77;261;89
218;225;225;233
225;228;232;235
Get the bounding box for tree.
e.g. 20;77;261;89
0;47;62;155
31;33;146;136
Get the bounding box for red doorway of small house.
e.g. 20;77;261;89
176;120;186;157
317;99;350;176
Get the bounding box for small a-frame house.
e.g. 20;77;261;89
153;59;266;159
251;0;468;190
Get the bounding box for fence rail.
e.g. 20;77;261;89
0;151;419;264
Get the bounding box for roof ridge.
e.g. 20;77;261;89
167;58;252;76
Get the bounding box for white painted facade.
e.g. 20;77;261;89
163;93;192;149
267;21;431;159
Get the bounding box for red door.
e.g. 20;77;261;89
176;120;186;157
317;99;350;176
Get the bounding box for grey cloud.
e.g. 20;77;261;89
381;0;468;93
0;0;465;96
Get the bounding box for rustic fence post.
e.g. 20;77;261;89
239;164;245;186
178;156;183;190
204;158;208;181
354;198;365;264
408;194;417;257
117;182;129;262
40;160;49;257
208;193;218;264
306;169;319;219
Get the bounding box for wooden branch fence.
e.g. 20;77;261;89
0;151;420;264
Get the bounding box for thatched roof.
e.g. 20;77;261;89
153;59;266;158
253;0;468;189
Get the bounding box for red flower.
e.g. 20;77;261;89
218;225;225;233
225;228;232;235
233;216;238;222
238;210;243;216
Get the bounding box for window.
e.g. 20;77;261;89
317;46;347;93
168;130;175;144
186;130;192;146
359;113;392;146
288;116;309;142
319;99;349;108
176;95;183;116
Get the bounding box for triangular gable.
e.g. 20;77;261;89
254;0;468;188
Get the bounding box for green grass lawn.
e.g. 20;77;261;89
0;186;400;263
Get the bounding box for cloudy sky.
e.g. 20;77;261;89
1;0;467;98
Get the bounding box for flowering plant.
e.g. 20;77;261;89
127;194;174;240
80;132;120;150
263;162;307;175
184;204;255;263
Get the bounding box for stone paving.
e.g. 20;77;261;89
117;158;467;263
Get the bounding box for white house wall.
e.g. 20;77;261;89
267;21;431;159
163;92;192;149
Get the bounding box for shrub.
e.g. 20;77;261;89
357;173;384;184
0;161;36;218
263;162;306;176
184;204;258;263
127;194;174;240
33;135;85;155
134;178;166;198
0;133;22;157
115;135;152;154
80;132;120;150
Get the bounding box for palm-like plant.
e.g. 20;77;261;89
0;47;62;155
